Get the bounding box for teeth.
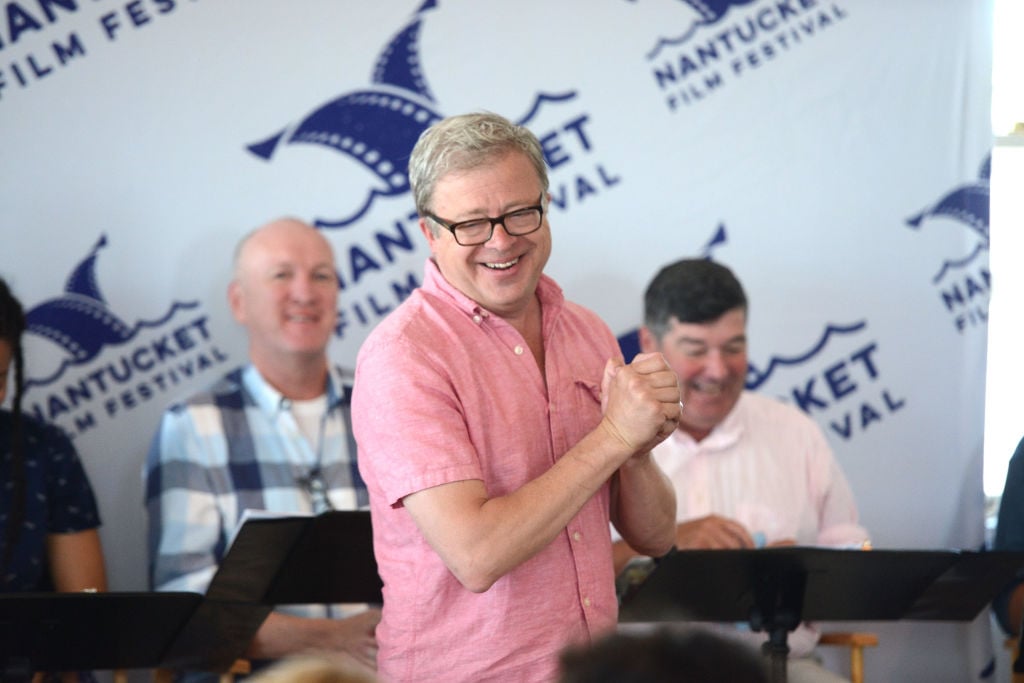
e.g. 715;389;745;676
484;257;519;270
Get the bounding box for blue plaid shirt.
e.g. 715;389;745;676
144;364;367;618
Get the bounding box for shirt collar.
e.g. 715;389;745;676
240;363;349;421
673;392;748;451
421;257;565;321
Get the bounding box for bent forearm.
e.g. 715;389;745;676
611;452;676;559
406;419;638;592
246;613;329;659
245;609;380;669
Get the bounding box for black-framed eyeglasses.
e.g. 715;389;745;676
427;194;545;246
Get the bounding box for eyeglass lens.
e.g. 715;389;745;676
454;207;542;245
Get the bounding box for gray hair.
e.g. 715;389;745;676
408;112;549;219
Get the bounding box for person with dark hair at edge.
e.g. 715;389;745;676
1;276;107;682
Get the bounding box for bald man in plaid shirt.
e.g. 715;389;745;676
144;218;379;679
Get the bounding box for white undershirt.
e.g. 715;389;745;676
289;394;328;448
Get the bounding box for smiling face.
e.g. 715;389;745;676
641;307;748;441
421;150;551;321
229;219;339;373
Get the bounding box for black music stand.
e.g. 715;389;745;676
618;547;1024;683
0;591;228;680
205;510;383;606
0;512;383;679
161;511;382;673
156;597;272;672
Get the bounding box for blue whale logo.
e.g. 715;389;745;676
24;235;199;389
246;0;577;229
905;154;990;284
641;0;760;59
906;154;990;247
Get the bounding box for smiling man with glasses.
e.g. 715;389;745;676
352;112;680;683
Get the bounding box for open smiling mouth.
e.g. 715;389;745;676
692;382;726;396
483;257;520;270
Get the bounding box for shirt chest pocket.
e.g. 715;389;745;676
566;378;602;431
574;379;602;408
542;378;602;462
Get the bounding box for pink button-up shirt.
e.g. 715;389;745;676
354;260;621;683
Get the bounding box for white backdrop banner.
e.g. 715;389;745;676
0;0;994;679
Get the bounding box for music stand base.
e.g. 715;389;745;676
761;628;790;683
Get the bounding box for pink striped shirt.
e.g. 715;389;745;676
354;259;621;683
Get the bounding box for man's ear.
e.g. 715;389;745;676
638;326;657;353
227;280;245;324
419;217;438;251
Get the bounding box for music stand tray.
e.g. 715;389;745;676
161;510;383;671
0;511;385;677
0;592;201;676
206;510;383;605
619;547;1024;683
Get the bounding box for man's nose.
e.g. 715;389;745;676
290;274;317;301
484;221;517;248
703;350;729;377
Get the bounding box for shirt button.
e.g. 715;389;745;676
572;531;581;542
472;315;482;324
583;597;592;607
514;345;524;355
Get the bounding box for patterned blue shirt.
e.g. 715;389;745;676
994;434;1024;634
1;411;101;592
144;364;367;617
